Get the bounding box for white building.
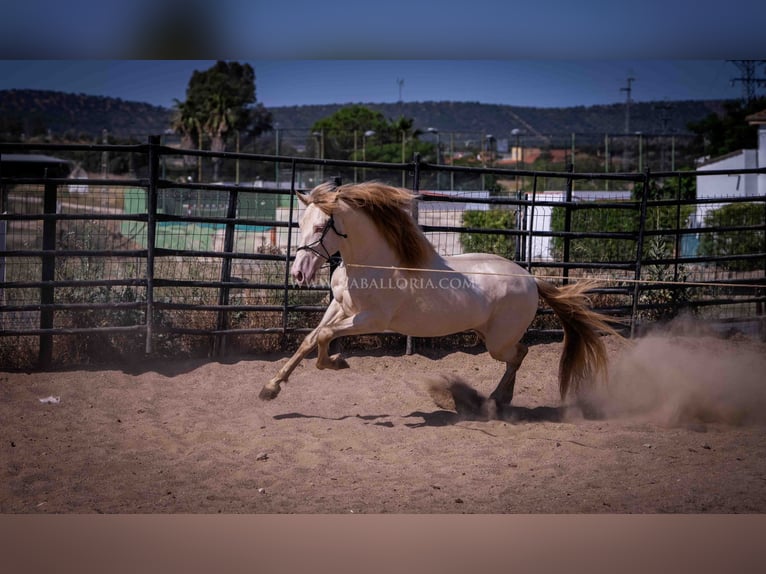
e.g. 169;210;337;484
694;107;766;227
749;108;766;197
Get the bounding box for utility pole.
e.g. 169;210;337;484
655;102;672;133
101;128;109;178
620;76;635;134
729;60;766;103
655;102;672;171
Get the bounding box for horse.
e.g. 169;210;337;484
259;181;621;413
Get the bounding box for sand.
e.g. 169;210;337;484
2;330;766;513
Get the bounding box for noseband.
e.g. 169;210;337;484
296;214;347;262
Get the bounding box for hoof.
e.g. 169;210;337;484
331;353;350;369
480;398;500;421
317;353;350;370
259;381;281;401
577;398;604;420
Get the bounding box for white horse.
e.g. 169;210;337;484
259;181;620;410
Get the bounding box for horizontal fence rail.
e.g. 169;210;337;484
1;137;765;368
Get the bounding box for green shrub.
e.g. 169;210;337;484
550;201;636;262
460;209;516;258
550;179;695;263
698;202;765;272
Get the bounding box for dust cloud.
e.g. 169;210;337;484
425;317;766;427
594;328;766;427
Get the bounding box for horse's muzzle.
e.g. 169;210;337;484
292;269;308;286
291;252;318;286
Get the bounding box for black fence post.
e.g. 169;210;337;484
38;181;57;368
145;135;160;354
630;168;651;337
761;192;766;328
406;154;422;356
411;152;421;230
673;172;683;284
281;159;298;346
214;187;239;356
0;183;5;310
526;175;538;273
562;163;574;285
515;189;526;264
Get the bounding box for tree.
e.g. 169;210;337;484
374;116;433;164
309;105;390;160
309;106;435;165
687;96;766;159
172;61;272;179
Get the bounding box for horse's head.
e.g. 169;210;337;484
291;189;346;286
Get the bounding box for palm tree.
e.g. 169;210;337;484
171;99;201;167
172;61;273;181
204;94;238;180
390;116;424;166
390;116;423;141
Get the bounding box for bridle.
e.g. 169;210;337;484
295;214;347;263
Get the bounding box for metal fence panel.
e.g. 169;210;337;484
1;139;764;368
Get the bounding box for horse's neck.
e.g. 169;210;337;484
336;213;395;266
335;206;447;271
336;210;400;267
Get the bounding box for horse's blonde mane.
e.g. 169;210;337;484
307;181;435;268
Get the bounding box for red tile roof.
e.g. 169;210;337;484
746;108;766;124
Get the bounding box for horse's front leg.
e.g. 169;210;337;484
259;299;346;400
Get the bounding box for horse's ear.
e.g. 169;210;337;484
296;192;310;206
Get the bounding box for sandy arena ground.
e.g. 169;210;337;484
2;326;766;514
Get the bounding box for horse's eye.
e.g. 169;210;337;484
313;224;325;234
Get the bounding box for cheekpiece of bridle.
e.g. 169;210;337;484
295;214;347;262
295;179;347;264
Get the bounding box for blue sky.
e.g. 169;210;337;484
2;1;765;60
0;60;750;110
0;1;763;109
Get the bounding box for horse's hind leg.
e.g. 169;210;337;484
316;329;350;370
488;343;528;408
315;310;382;371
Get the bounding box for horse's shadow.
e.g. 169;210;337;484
273;412;396;428
412;375;573;426
272;404;567;429
273;372;576;428
402;405;567;428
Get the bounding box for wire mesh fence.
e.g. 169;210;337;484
1;138;764;368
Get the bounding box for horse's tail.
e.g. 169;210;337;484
535;279;623;399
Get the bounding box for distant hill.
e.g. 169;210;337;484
269;100;728;144
0;89;173;141
0;88;730;144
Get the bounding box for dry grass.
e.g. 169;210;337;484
1;188;760;369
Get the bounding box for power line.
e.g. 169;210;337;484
728;60;766;103
620;76;635;134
